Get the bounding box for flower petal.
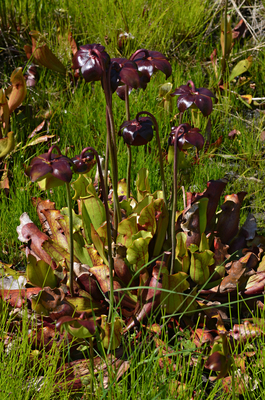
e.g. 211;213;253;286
110;62;121;92
31;153;50;164
116;85;133;100
72;50;90;69
152;58;172;79
52;160;72;183
171;85;192;96
120;63;140;89
139;72;150;90
30;162;53;182
122;127;137;145
148;51;168;59
177;94;195;112
197;87;216;100
194;94;213;116
135;59;153;78
81;57;103;82
131;50;148;60
183;130;205;150
80;44;105;53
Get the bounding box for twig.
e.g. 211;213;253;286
230;0;259;43
182;186;186;209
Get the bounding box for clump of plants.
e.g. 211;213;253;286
1;17;265;396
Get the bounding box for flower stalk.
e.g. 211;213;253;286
136;111;167;208
65;181;74;297
126;145;132;200
99;56;121;231
170;124;186;275
81;147;115;321
125;84;131;200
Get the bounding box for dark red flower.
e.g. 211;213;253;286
116;85;133;101
169;123;204;151
171;80;216;117
118;116;153;146
110;58;140;93
115;72;150;100
115;49;171;100
72;44;110;83
26;145;73;189
71;149;95;174
130;49;172;81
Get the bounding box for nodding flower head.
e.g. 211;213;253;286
71;149;96;174
26;145;73;189
72;44;110;83
169;123;204;151
110;58;140;93
118;115;154;146
114;49;171;100
171;80;216;117
130;49;172;81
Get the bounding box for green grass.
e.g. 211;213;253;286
2;295;265;400
0;0;216;58
0;300;69;399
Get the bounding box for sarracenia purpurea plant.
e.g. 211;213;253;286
0;34;263;392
